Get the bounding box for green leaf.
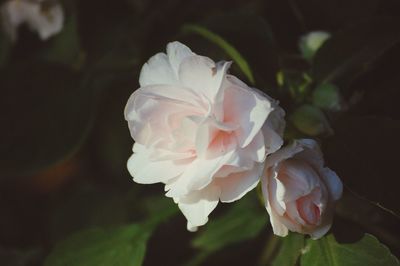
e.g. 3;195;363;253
192;193;267;252
290;104;332;136
182;24;254;84
272;233;305;266
188;193;267;265
313;18;400;87
44;224;150;266
301;234;399;266
323;116;400;216
143;196;179;227
0;63;94;177
312;83;341;111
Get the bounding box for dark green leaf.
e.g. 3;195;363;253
143;196;179;227
272;233;305;266
313;18;400;87
301;234;399;266
192;194;267;252
44;224;150;266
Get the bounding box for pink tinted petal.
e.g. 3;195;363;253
148;148;195;161
126;98;176;146
177;185;221;229
169;116;199;152
321;167;343;201
133;84;202;108
277;159;320;202
296;190;321;225
179;56;230;103
167;41;194;77
262;106;285;155
269;211;289;237
216;134;262;177
217;163;263;203
285;201;306;226
264;141;304;168
125;86;203;146
295;139;325;168
166;148;236;197
139;53;177;86
243;131;266;163
268;170;286;215
195;117;238;158
127;144;187;184
262;176;289;237
223;75;274;148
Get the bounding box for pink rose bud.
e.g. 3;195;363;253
262;139;342;239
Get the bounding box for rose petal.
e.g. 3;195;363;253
262;106;285;155
125;86;202;146
127;144;188;184
285;201;306;226
217;162;263;203
321;167;343;201
223;75;274;148
167;41;195;77
177;185;221;229
139;53;177;86
179;56;230;104
262;176;289;237
166;148;236;197
277;159;320;202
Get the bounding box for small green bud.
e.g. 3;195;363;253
299;31;331;60
290;104;333;136
312;83;342;111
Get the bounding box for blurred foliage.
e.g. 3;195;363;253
0;0;400;265
44;224;150;266
301;234;399;266
188;193;267;265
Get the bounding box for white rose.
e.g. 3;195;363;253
1;0;64;41
262;139;342;239
125;41;285;231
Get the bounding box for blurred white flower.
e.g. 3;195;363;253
262;139;342;239
1;0;64;41
125;41;285;231
299;31;331;60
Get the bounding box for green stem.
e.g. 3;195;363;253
257;233;281;266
